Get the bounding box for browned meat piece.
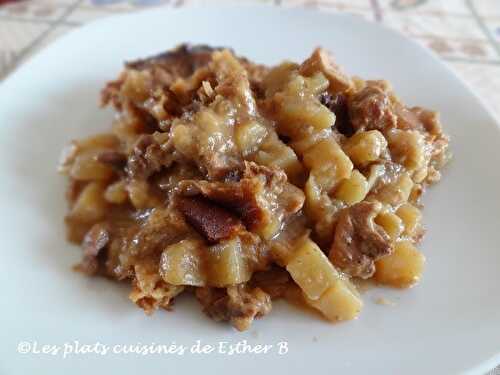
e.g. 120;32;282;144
75;223;110;275
196;285;272;331
410;107;443;136
127;134;175;179
129;257;184;314
178;162;304;233
329;202;393;278
97;150;127;171
102;44;222;118
126;44;222;77
250;267;291;299
319;92;354;136
176;196;244;243
300;48;352;93
349;81;397;132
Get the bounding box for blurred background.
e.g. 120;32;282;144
0;0;499;121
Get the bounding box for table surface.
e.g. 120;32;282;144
0;0;499;374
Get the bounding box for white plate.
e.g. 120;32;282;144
1;4;500;375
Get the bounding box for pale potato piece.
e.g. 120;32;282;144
279;94;335;135
289;128;332;156
207;238;251;287
375;172;413;206
375;240;425;288
263;61;298;97
127;179;160;209
171;123;197;157
304;72;330;95
396;203;422;237
299;48;352;93
120;69;152;102
160;239;207;286
286;237;339;300
375;210;404;241
253;134;305;185
70;150;114;181
305;278;363;321
255;213;282;241
235;121;268;156
104;180;128;204
386;129;426;171
335;170;369;204
303;138;352;174
343;130;387;167
70;182;107;223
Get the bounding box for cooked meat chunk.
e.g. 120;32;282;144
319;92;353;136
410;107;442;135
127;134;175;179
176;196;244;243
130;257;184;314
349;81;397;132
126;44;223;77
97;150;127;171
178;162;304;238
76;223;110;275
196;285;272;331
300;48;352;93
329;202;393;278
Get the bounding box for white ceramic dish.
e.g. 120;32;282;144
1;4;500;375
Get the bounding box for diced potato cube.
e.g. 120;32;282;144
160;239;207;286
275;71;335;137
343;130;387;167
335;170;369;204
104;180;128;204
207;238;251;287
121;69;152;102
375;172;413;206
396;203;422;237
304;173;322;210
235;121;268;156
304;173;339;242
303;138;353;181
305;278;363;321
70;182;107;222
286;237;339;300
279;97;335;135
112;119;140;152
289;128;332;155
70;151;114;181
375;240;425;288
171;123;196;157
263;62;299;97
127;179;160;209
304;72;330;95
299;48;353;93
366;163;386;190
197;109;222;134
254;135;305;185
255;213;282;241
375;210;403;241
312;165;340;193
386;129;425;171
412;167;428;184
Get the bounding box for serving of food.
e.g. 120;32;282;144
59;44;450;331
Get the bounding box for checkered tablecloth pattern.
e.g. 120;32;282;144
1;0;499;373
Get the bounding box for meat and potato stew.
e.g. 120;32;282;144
60;44;450;330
